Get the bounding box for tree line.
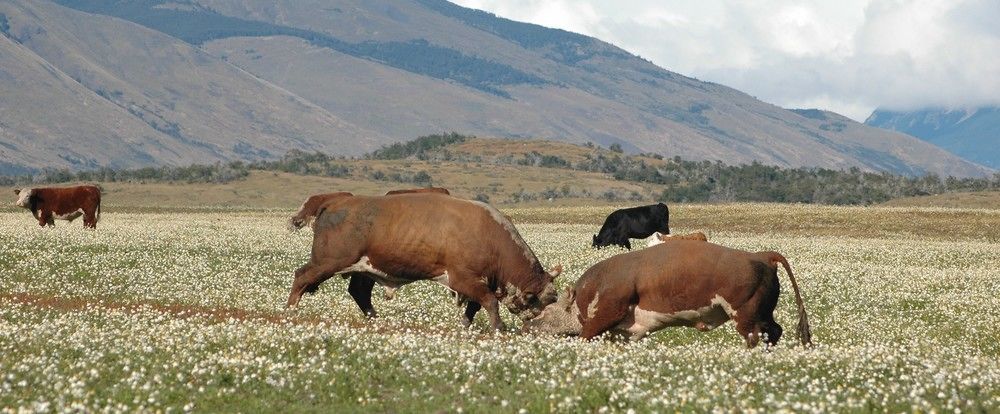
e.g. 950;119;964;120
4;133;998;205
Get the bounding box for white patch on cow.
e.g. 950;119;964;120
55;209;84;221
431;271;450;287
382;286;397;300
711;294;738;319
586;292;601;319
616;295;735;341
14;188;33;208
335;256;407;288
463;200;537;266
646;232;665;248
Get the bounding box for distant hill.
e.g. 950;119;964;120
0;0;992;178
865;106;1000;169
7;136;998;206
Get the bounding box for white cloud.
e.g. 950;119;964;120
452;0;1000;121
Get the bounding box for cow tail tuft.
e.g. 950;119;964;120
769;252;812;348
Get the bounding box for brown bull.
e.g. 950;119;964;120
525;240;812;348
287;193;561;330
14;186;102;228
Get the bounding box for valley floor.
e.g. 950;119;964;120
1;204;999;412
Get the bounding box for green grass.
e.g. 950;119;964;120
2;205;999;412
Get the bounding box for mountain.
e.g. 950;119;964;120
865;107;1000;169
0;0;992;178
0;0;383;174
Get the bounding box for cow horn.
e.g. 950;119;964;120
549;264;563;278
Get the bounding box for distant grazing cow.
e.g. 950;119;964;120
14;185;102;228
525;240;812;348
592;203;670;249
384;187;450;196
288;193;561;330
646;231;708;247
288;192;354;231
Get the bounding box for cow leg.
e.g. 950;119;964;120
36;210;49;227
462;301;481;327
347;273;378;318
83;208;97;229
734;316;763;348
478;295;506;331
447;274;504;330
580;299;630;340
287;260;351;308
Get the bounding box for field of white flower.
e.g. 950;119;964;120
2;204;998;412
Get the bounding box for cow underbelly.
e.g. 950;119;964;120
333;256;451;291
614;295;736;340
54;209;84;221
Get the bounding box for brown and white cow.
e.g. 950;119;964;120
646;231;708;247
288;192;354;231
525;240;812;348
384;187;450;196
14;185;102;229
287;193;561;330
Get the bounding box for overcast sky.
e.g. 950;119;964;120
452;0;1000;121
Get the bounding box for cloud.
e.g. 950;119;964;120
452;0;1000;121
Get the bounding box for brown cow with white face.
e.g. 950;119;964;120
287;193;561;330
288;192;354;231
384;187;450;196
525;240;812;348
14;186;101;228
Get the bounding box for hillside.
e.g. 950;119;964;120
0;0;992;178
865;106;1000;169
0;0;382;174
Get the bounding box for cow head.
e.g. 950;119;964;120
13;188;33;208
502;265;562;322
523;286;582;335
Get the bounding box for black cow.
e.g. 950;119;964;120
592;203;670;249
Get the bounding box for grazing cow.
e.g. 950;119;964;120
524;240;812;348
287;193;562;330
288;192;354;231
14;186;101;228
592;203;670;249
646;231;708;247
384;187;450;196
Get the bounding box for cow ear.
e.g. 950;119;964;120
13;189;19;195
549;264;562;279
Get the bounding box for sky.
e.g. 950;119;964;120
451;0;1000;121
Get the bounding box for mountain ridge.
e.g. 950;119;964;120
0;0;992;178
866;106;999;169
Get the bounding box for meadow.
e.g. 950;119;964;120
1;203;999;412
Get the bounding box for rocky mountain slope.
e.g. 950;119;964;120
866;106;999;169
0;0;991;177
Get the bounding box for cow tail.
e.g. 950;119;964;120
768;252;812;348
